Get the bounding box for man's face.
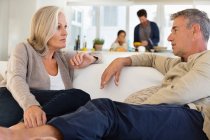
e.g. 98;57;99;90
139;16;147;24
167;16;194;58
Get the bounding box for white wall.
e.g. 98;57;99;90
0;0;67;61
0;0;36;61
37;0;66;7
0;0;9;60
8;0;37;59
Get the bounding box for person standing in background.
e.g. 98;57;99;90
110;30;128;52
134;9;160;52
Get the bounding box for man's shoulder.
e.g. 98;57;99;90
189;50;210;63
195;50;210;57
199;50;210;59
134;24;140;29
150;21;158;26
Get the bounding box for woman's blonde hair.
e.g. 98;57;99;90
28;6;62;55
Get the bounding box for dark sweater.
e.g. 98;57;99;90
134;21;160;51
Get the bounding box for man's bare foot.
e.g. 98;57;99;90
10;122;26;130
0;127;16;140
30;137;57;140
0;125;62;140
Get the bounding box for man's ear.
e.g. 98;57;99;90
192;24;201;40
192;24;201;35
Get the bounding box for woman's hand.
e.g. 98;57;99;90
70;52;96;69
24;105;47;128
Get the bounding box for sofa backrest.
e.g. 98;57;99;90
73;64;163;102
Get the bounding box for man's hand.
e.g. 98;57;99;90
24;105;47;128
100;57;132;89
141;40;148;46
70;52;96;69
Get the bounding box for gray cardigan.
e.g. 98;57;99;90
0;42;76;111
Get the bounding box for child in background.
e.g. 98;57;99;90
110;30;128;52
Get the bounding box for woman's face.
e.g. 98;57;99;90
48;12;68;51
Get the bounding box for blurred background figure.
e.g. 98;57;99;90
110;30;128;52
134;9;160;52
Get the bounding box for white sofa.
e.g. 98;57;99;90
0;52;165;102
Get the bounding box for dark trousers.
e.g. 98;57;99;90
49;98;208;140
0;87;90;127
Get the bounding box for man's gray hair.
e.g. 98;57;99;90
171;9;210;41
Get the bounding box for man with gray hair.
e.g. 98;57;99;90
0;8;209;140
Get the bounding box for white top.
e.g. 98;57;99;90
110;42;128;51
49;67;65;90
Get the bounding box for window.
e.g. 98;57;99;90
100;6;126;49
103;6;117;26
67;3;210;51
68;6;96;50
68;5;126;50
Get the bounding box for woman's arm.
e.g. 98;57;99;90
6;43;46;128
65;51;102;69
6;43;40;110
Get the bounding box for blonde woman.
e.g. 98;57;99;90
0;6;100;128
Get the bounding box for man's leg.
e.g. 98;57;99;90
0;98;207;140
48;98;208;140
